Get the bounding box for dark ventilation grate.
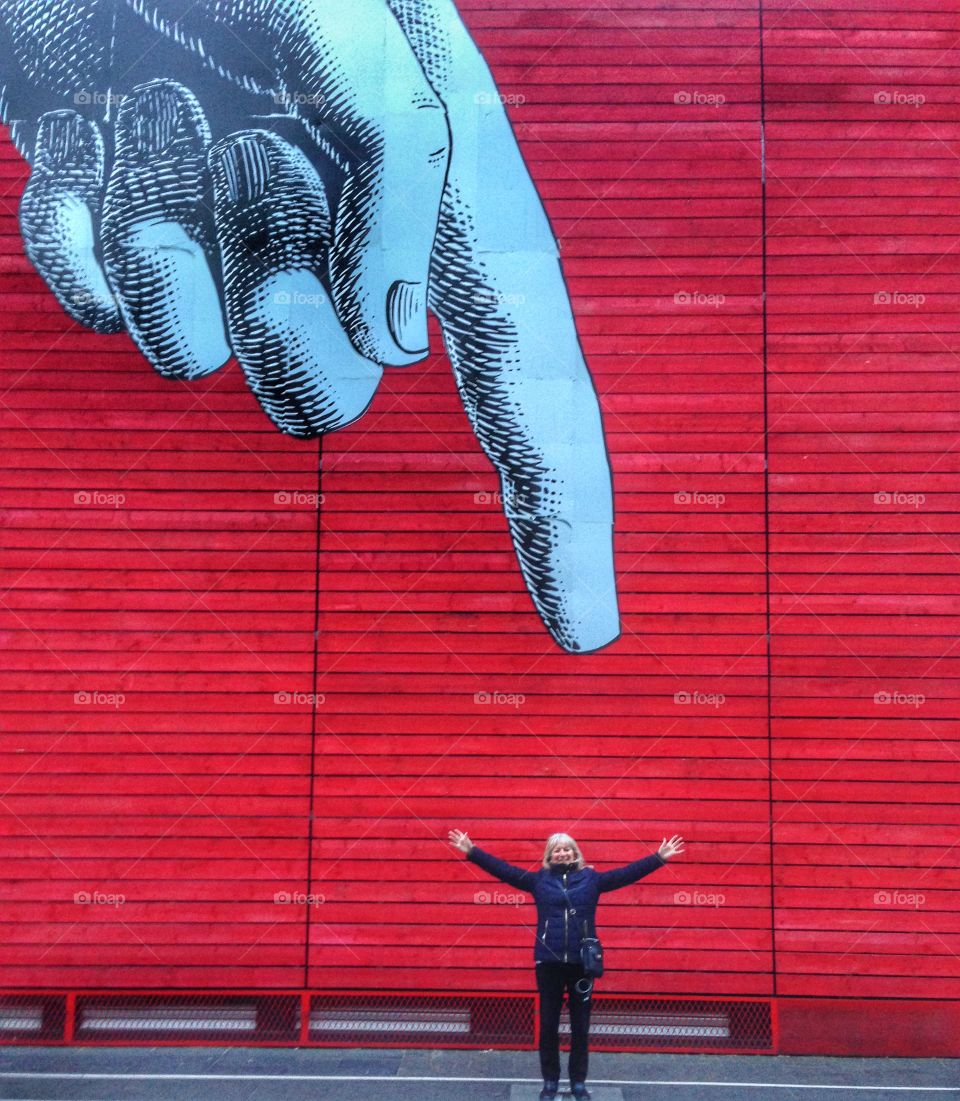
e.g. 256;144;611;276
74;994;299;1043
309;993;535;1047
0;995;66;1043
0;990;772;1050
561;997;772;1051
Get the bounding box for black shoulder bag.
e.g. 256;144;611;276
559;875;604;978
580;920;604;978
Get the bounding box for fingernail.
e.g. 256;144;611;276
387;279;428;355
117;79;208;160
35;111;100;176
209;130;331;269
213;133;273;205
555;518;620;653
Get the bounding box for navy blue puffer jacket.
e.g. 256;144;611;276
466;845;666;964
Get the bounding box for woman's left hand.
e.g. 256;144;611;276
658;834;685;860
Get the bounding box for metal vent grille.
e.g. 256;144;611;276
562;998;772;1051
309;993;534;1047
0;996;66;1041
74;994;299;1043
0;990;773;1051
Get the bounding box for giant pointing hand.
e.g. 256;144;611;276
0;0;620;653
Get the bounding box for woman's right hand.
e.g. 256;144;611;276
448;829;474;854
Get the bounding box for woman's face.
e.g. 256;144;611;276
550;843;576;865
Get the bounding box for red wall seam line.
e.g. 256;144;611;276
758;0;778;1000
304;438;324;986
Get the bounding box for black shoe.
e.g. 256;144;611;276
539;1082;559;1101
571;1084;591;1101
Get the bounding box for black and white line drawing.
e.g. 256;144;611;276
0;0;620;652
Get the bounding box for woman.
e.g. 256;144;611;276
449;828;684;1101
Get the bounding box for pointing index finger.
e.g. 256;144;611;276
387;0;619;653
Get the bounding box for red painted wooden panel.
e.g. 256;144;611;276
765;0;960;1001
0;0;957;1049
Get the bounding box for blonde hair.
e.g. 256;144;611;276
542;832;586;870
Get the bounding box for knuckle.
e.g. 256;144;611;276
349;93;449;163
413;99;450;159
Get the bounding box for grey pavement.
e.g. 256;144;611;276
0;1045;956;1101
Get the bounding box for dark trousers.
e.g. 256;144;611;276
535;960;593;1084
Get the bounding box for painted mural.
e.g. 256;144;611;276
0;0;619;654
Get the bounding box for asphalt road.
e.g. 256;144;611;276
0;1046;957;1101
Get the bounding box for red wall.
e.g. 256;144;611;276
1;0;958;1056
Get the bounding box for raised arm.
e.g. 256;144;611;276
448;828;538;892
597;834;685;894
